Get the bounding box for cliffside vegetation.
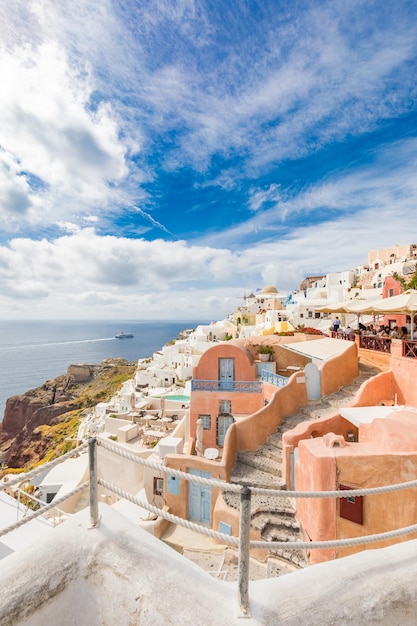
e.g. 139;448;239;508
0;359;136;475
392;269;417;291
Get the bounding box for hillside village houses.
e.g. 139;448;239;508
2;242;417;584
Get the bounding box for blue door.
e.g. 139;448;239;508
219;358;234;390
188;469;212;524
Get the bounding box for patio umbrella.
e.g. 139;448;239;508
315;300;358;313
370;290;417;336
315;299;379;314
316;299;380;330
344;300;381;314
369;290;417;314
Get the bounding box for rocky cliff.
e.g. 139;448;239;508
0;359;136;470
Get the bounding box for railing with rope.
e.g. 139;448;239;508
2;437;417;617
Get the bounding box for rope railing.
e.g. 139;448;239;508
3;436;417;619
97;474;417;550
0;481;88;540
98;438;243;492
98;437;417;499
249;522;417;551
98;477;239;547
0;441;89;492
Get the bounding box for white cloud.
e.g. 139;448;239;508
0;39;130;233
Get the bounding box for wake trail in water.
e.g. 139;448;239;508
2;337;117;351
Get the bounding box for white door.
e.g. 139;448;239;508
304;362;320;400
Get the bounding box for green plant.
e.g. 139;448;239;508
392;270;417;291
258;344;274;354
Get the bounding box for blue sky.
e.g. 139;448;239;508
0;0;416;320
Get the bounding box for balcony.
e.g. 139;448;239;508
260;370;288;388
191;380;262;393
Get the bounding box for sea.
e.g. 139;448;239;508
0;319;206;421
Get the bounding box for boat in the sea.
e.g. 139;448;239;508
115;332;134;339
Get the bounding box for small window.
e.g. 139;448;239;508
388;289;394;297
153;477;164;496
219;521;232;535
339;484;363;525
219;400;231;414
167;475;180;495
199;414;211;430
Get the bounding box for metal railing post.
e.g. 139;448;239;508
238;485;251;617
88;438;100;527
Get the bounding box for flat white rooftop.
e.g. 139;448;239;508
340;405;417;426
281;337;352;362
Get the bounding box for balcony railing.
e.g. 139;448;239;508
403;340;417;359
260;370;288;388
191;380;262;393
359;336;392;353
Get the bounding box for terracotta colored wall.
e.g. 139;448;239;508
163;424;239;523
190;390;264;449
295;439;337;563
320;342;359;397
282;415;357;487
190;342;261;447
390;339;417;406
234;373;308;454
192;342;257;382
353;370;400;406
163;452;229;523
360;413;417;451
336;451;417;559
295;439;417;565
166;334;393;528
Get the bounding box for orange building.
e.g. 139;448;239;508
189;339;267;450
162;335;358;535
284;338;417;564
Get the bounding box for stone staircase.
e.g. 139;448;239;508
226;362;377;571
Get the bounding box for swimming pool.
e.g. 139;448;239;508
152;394;190;402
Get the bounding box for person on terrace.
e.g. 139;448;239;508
332;317;341;334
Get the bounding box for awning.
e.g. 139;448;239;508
315;299;380;314
369;290;417;314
